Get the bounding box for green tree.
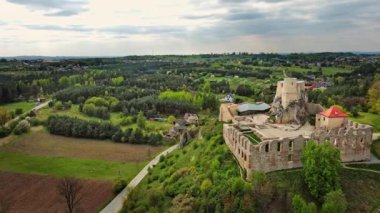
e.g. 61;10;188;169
322;190;347;213
167;115;176;124
292;194;317;213
368;81;380;114
0;108;11;127
111;76;125;86
137;111;146;129
302;141;341;200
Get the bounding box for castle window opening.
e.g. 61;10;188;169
277;142;281;152
288;154;292;161
289;140;293;150
265;144;269;152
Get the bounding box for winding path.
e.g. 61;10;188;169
4;101;51;127
100;144;179;213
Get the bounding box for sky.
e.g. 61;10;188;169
0;0;379;56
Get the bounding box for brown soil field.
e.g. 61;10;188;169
1;128;165;162
0;171;113;213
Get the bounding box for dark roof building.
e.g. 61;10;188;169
237;102;271;115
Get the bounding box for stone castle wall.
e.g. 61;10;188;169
223;124;306;179
223;120;373;178
311;120;372;162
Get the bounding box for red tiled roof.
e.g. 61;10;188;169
319;106;348;118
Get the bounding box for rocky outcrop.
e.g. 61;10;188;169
271;91;309;125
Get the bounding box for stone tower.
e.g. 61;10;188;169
271;78;308;124
274;78;306;108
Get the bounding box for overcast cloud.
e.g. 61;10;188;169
0;0;379;56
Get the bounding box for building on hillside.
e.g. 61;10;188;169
220;77;373;179
315;106;348;129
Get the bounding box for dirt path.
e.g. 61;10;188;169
5;101;50;127
100;144;179;213
343;164;380;174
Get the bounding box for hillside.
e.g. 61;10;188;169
122;118;380;212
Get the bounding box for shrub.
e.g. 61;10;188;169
112;178;127;194
15;108;23;115
0;127;11;138
28;110;36;117
292;194;317;213
7;119;19;130
322;190;347;213
28;118;42;126
13;119;30;135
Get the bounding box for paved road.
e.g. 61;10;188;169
5;101;51;127
100;144;179;213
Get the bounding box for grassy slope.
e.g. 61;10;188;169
0;151;146;181
122;120;242;212
350;112;380;132
0;101;36;112
123;118;380;212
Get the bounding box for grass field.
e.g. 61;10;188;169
0;101;36;113
1;128;165;162
38;105;172;133
0;127;166;181
0;151;147;181
350;112;380;132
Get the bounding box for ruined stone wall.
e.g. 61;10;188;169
311;120;372;162
223;120;372;178
250;136;305;173
219;103;238;122
223;124;254;177
223;124;306;178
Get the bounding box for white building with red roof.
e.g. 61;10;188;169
316;106;349;129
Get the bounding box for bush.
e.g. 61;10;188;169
15;108;23;115
29;117;42;126
13;119;30;135
0;127;11;138
112;178;127;194
7;119;19;130
322;190;347;213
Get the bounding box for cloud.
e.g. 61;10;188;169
223;10;264;21
6;0;88;16
23;24;186;36
182;14;216;20
24;24;92;32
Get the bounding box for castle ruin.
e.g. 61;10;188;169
220;78;373;179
